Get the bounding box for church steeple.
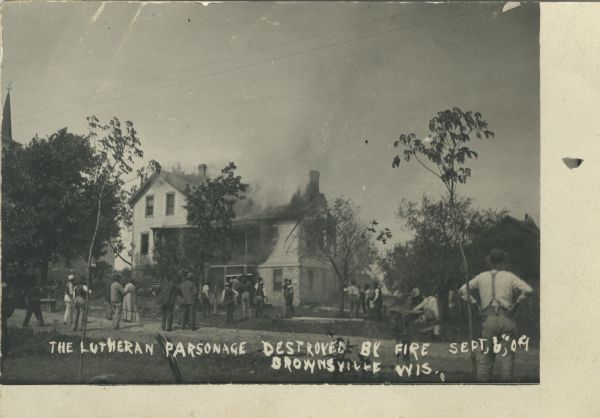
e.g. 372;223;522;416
2;89;12;144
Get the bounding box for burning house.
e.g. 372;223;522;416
128;167;338;306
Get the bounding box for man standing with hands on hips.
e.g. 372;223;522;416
459;248;533;383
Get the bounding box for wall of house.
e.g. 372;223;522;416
296;228;339;305
257;265;300;307
131;177;188;267
298;266;338;305
257;220;299;306
257;220;338;306
259;220;299;268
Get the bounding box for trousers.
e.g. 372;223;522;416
349;295;359;318
255;295;264;318
210;294;217;315
23;303;44;327
201;295;211;317
73;298;87;331
161;303;174;331
241;292;250;319
225;303;234;323
111;302;122;330
181;303;196;329
479;312;517;382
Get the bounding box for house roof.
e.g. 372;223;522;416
234;190;326;223
129;170;205;205
498;214;540;236
236;202;302;222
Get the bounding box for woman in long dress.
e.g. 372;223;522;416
122;278;140;323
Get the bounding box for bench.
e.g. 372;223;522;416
39;298;57;312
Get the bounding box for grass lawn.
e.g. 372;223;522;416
1;327;539;384
81;295;397;341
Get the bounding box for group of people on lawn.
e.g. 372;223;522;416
9;247;533;382
342;281;384;320
102;271;274;332
62;273;139;331
59;270;279;332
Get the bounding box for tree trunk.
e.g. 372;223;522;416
457;240;477;381
78;194;103;383
448;190;476;381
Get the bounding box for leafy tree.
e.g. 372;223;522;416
152;237;186;282
1;120;156;287
392;107;494;378
380;195;507;296
1;129;97;283
300;197;379;314
77;116;158;382
0;116;155;381
183;162;248;284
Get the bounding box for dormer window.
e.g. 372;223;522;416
145;195;154;217
166;193;175;216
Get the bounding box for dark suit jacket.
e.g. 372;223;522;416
179;280;197;304
158;280;179;305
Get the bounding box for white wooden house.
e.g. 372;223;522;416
127;167;337;306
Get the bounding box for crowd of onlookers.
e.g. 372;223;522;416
101;271;294;332
343;280;384;320
3;269;443;340
2;249;535;383
3;268;441;342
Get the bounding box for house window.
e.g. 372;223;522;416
273;269;283;291
140;233;149;256
145;195;154;217
308;269;314;292
166;193;175;216
322;270;327;291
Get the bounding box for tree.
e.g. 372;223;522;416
380;195;507;299
392;107;494;379
77;116;158;382
1;129;98;283
300;197;379;314
183;162;248;284
152;237;186;282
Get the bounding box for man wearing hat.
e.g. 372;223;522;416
72;276;92;332
459;248;533;382
63;274;75;325
179;272;198;330
110;274;126;330
222;282;238;324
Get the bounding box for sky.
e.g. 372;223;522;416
1;2;540;246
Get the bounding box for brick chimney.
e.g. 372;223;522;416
197;164;207;178
307;170;320;196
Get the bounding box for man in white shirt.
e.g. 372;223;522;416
201;283;211;317
413;288;441;339
459;248;533;382
344;281;360;318
63;274;75;325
